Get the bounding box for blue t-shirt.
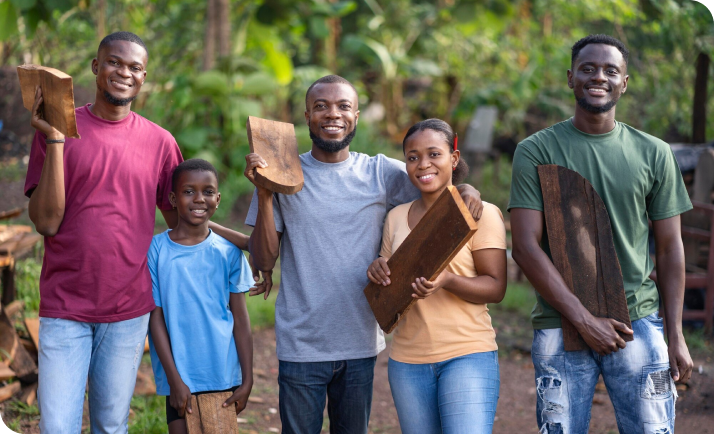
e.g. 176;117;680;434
147;230;253;395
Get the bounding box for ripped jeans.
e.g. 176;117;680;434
532;312;676;434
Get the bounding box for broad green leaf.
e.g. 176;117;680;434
239;72;278;96
192;70;230;98
309;16;329;38
260;41;293;85
0;1;19;41
332;1;357;17
10;0;35;12
176;127;211;152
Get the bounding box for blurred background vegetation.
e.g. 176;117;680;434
1;0;713;216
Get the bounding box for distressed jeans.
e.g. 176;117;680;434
38;314;150;434
388;351;500;434
532;312;676;434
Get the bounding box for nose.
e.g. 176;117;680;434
326;105;342;119
592;67;607;83
116;65;132;78
194;192;205;202
418;158;430;170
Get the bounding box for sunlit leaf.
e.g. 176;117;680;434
0;1;19;41
260;41;293;85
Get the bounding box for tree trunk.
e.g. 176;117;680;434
96;0;106;41
203;0;217;71
217;0;230;58
693;52;710;143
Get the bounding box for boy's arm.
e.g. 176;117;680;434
652;215;693;383
149;307;193;417
510;208;633;355
223;293;253;414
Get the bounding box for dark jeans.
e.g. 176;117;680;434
278;356;377;434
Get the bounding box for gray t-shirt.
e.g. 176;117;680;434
246;151;419;362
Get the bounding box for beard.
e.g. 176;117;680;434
575;92;620;114
103;90;137;106
309;126;357;153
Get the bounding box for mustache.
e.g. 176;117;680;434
103;90;137;106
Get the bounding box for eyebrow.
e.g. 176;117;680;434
106;54;144;66
579;61;621;70
313;98;353;105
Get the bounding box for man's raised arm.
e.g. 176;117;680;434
244;153;281;271
510;208;633;355
28;88;66;237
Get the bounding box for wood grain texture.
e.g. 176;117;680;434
247;116;303;195
0;364;15;382
538;165;633;351
17;64;80;139
0;305;37;382
0;381;21;403
24;318;39;352
185;392;240;434
364;186;478;333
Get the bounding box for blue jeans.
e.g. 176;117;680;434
278;357;376;434
532;312;676;434
38;314;150;434
388;351;500;434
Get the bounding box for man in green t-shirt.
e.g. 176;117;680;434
509;34;693;434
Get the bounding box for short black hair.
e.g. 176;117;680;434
571;34;628;68
171;159;219;191
402;118;469;185
305;75;358;107
98;31;148;57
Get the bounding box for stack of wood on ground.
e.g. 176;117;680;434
0;215;42;306
0;300;39;406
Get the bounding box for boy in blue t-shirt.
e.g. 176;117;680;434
148;158;259;433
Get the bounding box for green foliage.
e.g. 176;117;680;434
128;394;166;434
490;282;537;318
16;257;42;315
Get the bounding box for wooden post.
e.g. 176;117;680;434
363;186;478;333
538;165;633;351
246;116;304;195
693;52;710;144
1;259;15;306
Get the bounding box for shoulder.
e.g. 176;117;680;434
211;233;244;257
387;201;412;220
518;120;571;150
480;202;505;225
149;231;169;255
131;112;177;143
618;123;670;152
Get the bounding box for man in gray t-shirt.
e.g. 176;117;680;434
245;75;482;433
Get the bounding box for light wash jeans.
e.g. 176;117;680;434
388;351;500;434
532;312;676;434
38;314;150;434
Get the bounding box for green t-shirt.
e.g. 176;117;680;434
508;119;692;330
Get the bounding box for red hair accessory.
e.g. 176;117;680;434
454;133;458;151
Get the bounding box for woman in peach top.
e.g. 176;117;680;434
367;119;507;434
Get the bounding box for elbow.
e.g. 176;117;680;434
31;218;61;237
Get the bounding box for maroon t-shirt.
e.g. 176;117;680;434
24;104;183;322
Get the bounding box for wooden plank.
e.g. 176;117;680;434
5;300;24;319
0;364;15;381
0;305;37;383
363;186;478;333
185;392;240;434
0;208;24;221
0;381;21;403
19;382;38;406
24;318;39;352
246;116;304;195
538;165;633;351
17;64;80;139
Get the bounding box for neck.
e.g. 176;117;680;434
417;184;450;212
571;105;617;135
90;91;133;121
169;220;211;245
311;145;350;163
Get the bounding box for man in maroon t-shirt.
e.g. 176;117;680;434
25;32;184;433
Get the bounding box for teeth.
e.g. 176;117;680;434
323;126;341;131
192;210;206;214
418;174;435;181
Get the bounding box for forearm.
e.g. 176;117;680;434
210;222;250;250
149;308;184;388
230;294;253;388
29;143;66;236
512;240;591;328
248;190;280;270
655;237;686;339
443;273;506;304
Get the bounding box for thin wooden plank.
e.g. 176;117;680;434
538;165;633;351
195;391;240;434
17;64;80;139
246;116;304;195
185;395;203;434
364;186;478;333
0;364;15;382
5;300;24;319
19;382;38;406
24;318;39;352
0;305;38;383
0;382;21;403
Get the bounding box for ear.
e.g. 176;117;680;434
567;69;574;89
452;149;460;168
354;109;360;125
92;58;99;76
304;109;310;126
216;192;221;207
621;73;629;95
169;192;177;208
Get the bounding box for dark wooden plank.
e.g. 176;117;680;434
0;305;37;383
246;116;304;195
185;395;202;434
538;165;633;351
17;64;80;139
364;186;478;333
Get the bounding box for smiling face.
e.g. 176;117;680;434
304;83;359;153
568;43;628;114
170;170;220;227
92;40;148;106
404;129;459;195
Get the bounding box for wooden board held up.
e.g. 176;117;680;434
17;64;80;139
246;116;303;195
185;391;240;434
538;165;633;351
364;186;478;333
